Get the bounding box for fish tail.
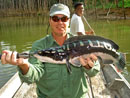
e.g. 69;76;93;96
116;52;126;71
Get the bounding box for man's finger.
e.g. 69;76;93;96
5;51;12;63
87;59;94;68
11;51;18;65
1;53;7;64
79;56;86;66
17;58;24;65
90;54;97;61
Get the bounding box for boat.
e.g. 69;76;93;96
0;64;130;98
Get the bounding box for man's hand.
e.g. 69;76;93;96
1;50;29;75
85;30;94;35
79;54;97;69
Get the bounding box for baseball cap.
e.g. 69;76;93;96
50;3;70;18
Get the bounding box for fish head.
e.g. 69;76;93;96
34;48;57;57
33;48;66;62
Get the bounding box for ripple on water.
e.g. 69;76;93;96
0;63;17;88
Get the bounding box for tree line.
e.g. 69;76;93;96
0;0;73;11
0;0;73;16
0;0;129;17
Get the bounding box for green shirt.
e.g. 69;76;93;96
18;33;100;98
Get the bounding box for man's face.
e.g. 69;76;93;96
49;14;70;37
76;5;84;16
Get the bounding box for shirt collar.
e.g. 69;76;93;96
47;32;72;46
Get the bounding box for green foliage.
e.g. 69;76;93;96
124;0;130;7
118;0;130;8
81;0;130;9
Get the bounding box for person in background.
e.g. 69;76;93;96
1;3;100;98
70;2;94;36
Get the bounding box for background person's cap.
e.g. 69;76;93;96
50;3;70;18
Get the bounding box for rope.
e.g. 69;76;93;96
82;16;96;35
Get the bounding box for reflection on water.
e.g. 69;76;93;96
0;17;49;52
0;16;48;88
0;17;130;88
0;62;17;88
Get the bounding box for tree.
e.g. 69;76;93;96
115;0;119;8
122;0;126;19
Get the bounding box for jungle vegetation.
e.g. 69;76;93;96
0;0;130;18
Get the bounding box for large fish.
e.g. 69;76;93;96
0;35;126;73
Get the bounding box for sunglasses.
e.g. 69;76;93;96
51;16;69;22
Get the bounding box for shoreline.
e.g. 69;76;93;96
0;8;130;20
85;8;130;20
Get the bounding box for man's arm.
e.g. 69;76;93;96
1;50;29;75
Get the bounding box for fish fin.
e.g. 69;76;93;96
97;56;102;63
115;53;126;71
70;57;81;67
66;56;72;74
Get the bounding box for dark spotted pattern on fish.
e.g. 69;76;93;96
33;35;125;73
0;35;126;73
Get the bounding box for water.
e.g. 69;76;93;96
0;16;130;88
0;16;48;88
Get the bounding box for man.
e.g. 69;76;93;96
1;3;100;98
70;2;94;36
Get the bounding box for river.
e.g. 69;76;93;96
0;16;130;88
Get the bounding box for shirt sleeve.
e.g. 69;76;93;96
18;40;45;84
75;18;85;33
